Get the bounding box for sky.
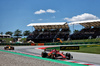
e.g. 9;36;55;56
0;0;100;34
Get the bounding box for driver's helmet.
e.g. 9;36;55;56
61;52;63;54
52;49;57;52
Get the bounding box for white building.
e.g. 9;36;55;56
0;34;11;38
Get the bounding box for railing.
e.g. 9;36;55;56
35;32;43;39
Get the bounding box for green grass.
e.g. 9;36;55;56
0;38;27;43
63;38;100;43
67;47;100;54
0;38;13;43
0;38;100;44
20;38;26;42
46;45;100;54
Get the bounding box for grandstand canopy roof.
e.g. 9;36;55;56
68;19;100;28
27;22;69;30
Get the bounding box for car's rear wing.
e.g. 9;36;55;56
44;49;52;52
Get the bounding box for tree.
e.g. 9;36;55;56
0;32;3;35
74;30;79;33
5;31;13;36
69;29;71;33
23;30;31;36
14;29;22;38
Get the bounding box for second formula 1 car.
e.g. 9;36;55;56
4;45;14;50
41;49;73;60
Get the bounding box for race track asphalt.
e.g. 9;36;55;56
0;51;69;66
0;45;100;66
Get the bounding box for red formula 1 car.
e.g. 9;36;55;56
41;49;73;60
4;45;14;50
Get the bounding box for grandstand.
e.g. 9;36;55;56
69;19;100;40
27;22;70;43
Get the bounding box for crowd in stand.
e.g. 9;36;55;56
70;27;100;40
56;29;69;40
27;27;100;42
27;28;70;42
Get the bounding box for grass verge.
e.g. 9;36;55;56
46;45;100;54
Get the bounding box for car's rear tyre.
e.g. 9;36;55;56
4;47;8;50
11;47;14;50
66;53;73;60
4;47;6;50
41;52;47;58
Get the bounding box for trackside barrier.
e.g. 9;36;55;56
0;42;100;46
44;42;100;45
31;43;35;46
38;43;44;46
0;43;31;46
